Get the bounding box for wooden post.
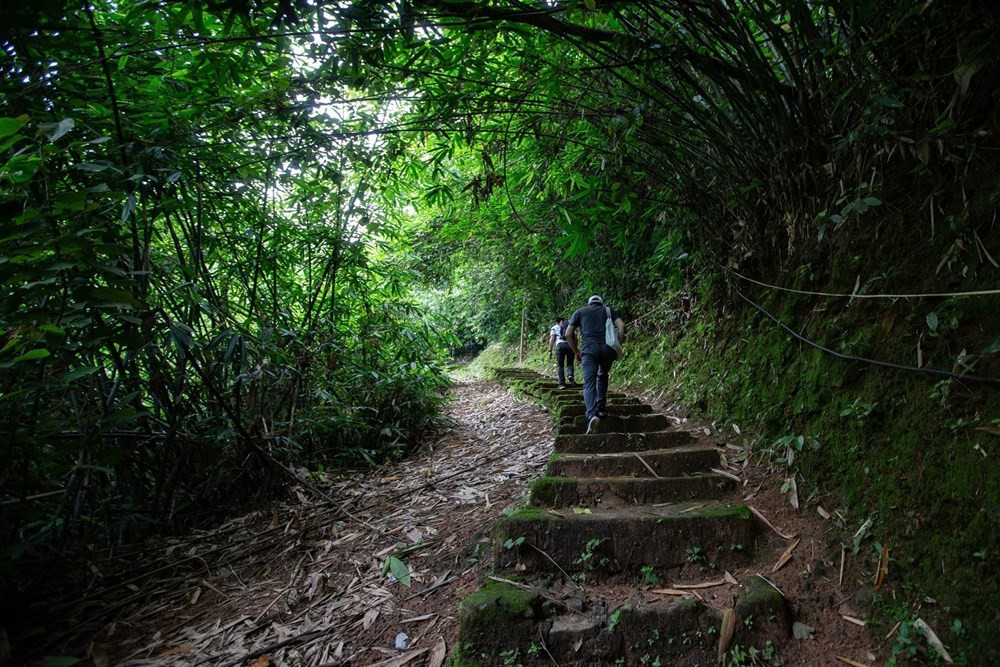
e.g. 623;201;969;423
518;305;527;363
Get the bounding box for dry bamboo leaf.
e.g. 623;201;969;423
817;506;830;520
678;503;706;514
724;571;739;585
834;656;869;667
156;646;195;658
367;648;429;666
748;506;794;540
885;620;902;640
428;636;447;667
250;656;271;667
400;613;436;624
669;579;726;589
839;544;846;587
362;609;379;630
650;588;695;597
718;608;736;661
874;545;889;589
710;468;742;484
786;476;799;509
772;536;801;573
841;615;866;627
914;618;954;664
190;587;202;605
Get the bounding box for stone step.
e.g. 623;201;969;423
558;413;672;435
456;575;789;666
529;474;735;508
494;502;757;576
554;430;694;453
547;446;720;478
553;395;641;407
556;403;652;418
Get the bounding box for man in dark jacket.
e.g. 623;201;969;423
565;295;625;434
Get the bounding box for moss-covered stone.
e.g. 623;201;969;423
456;578;545;665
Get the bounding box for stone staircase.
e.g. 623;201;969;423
455;368;791;666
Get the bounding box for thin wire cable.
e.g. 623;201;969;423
732;270;1000;299
730;281;1000;388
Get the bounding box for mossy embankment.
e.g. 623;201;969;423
470;267;1000;661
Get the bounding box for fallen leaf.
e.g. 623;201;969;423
250;657;270;667
571;506;592;514
817;506;830;520
362;608;379;630
718;608;735;660
792;621;814;640
156;647;195;658
650;588;696;596
748;506;794;540
834;657;869;667
428;637;446;667
367;648;429;667
914;617;954;663
724;571;739;585
772;536;801;573
668;579;726;589
786;476;799;509
874;545;889;589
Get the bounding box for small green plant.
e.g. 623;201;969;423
574;537;607;570
503;536;525;550
729;543;744;551
608;608;623;631
839;397;877;420
640;565;659;585
686;546;705;564
527;643;540;656
499;648;521;667
743;614;754;629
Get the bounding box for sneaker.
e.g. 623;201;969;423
558;384;566;389
598;411;608;418
568;378;576;385
586;415;601;434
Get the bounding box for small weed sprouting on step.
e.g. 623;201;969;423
499;648;521;667
527;643;540;657
743;614;754;630
729;543;744;551
614;659;625;666
503;536;525;550
608;608;623;631
640;565;659;585
574;537;607;570
647;628;661;646
724;640;779;666
686;545;705;564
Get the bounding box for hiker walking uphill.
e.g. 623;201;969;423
548;316;575;389
566;295;625;434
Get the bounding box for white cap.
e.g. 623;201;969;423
588;295;603;305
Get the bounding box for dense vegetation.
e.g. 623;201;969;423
2;0;998;661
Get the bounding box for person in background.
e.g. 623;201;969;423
548;316;575;389
566;295;625;434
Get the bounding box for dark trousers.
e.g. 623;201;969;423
555;343;575;385
581;344;615;419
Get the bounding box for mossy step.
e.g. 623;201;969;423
529;474;734;508
554;430;694;453
552;395;641;407
547;446;720;478
556;403;652;418
557;413;672;435
456;575;789;666
494;502;757;576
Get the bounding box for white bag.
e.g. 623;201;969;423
605;307;623;360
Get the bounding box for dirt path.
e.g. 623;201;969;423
94;379;552;665
49;375;892;666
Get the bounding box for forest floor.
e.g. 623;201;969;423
69;376;894;666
